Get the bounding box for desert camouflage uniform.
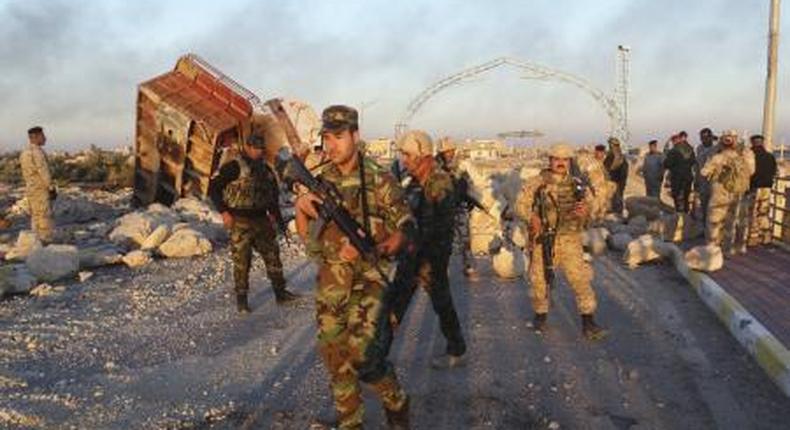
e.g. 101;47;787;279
515;169;597;315
19;143;55;242
695;143;719;222
701;146;755;254
306;157;410;429
576;152;612;224
391;162;466;356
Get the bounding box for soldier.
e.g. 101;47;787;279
391;130;467;369
294;105;411;429
664;131;697;214
208;133;299;313
695;128;719;223
746;134;777;246
19;126;56;243
577;146;613;224
701;129;755;255
515;143;606;340
436;137;477;278
603;137;628;215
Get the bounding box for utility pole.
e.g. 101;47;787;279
763;0;781;151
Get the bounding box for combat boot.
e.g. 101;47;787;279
581;314;607;341
236;294;251;314
385;396;410;429
532;313;548;333
274;288;300;305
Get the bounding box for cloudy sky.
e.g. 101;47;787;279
0;0;787;151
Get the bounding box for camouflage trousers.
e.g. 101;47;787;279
391;246;466;356
706;188;749;254
528;233;597;315
315;262;407;429
747;187;773;246
229;217;285;295
27;191;54;242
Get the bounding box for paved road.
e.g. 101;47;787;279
1;250;789;429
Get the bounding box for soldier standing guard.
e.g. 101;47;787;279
294;105;411;429
515;143;607;340
436;137;477;278
391;130;467;369
19;126;56;243
208;133;299;313
701;129;755;255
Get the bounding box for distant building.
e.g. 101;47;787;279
461;139;506;160
365;137;395;161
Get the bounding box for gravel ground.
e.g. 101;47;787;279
2;244;789;429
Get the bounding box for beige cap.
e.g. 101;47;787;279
436;136;456;152
548;142;574;159
397;130;434;156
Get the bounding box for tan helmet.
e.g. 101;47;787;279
396;130;434;157
548;142;574;159
720;129;739;145
436;136;456;153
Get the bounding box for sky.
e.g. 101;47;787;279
0;0;788;151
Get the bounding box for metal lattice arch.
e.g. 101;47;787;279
394;56;629;144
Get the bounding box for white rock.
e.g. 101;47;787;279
172;198;222;223
79;244;123;268
0;264;37;296
140;225;171;250
25;245;80;282
583;228;609;255
109;212;155;247
157;228;212;258
623;234;670;269
5;230;42;261
122;250;152;268
78;271;94;282
492;247;526;279
625;196;665;221
685;244;724;272
607;232;633;252
29;283;60;297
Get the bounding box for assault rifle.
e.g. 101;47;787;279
533;187;556;296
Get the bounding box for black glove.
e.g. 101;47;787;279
49;188;57;201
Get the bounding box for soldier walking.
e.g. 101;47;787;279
516;143;606;340
391;130;467;369
208;133;299;313
294;105;411;429
19;126;56;243
701;129;755;255
664;131;697;214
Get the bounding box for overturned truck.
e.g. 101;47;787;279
132;53;318;207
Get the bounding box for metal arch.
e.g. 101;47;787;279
394;57;627;143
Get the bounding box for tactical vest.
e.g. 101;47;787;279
717;148;750;194
222;157;276;211
535;171;585;234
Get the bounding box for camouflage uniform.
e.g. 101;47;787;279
209;154;287;297
391;159;466;357
306;106;409;429
19;141;55;242
436;155;475;273
516;169;597;316
701;139;755;254
695;142;719;222
575;151;612;224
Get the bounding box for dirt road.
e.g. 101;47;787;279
1;249;789;429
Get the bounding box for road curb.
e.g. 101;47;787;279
665;244;790;398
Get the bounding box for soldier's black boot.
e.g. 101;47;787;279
532;313;548;333
274;288;300;305
236;294;251;314
385;396;410;430
581;314;607;341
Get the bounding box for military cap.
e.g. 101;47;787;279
548;142;574;159
246;133;266;148
321;105;358;132
594;144;607;152
397;130;434;157
27;126;43;135
436;136;456;152
749;134;765;143
607;137;621;146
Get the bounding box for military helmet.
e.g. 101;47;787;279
321;105;358;132
436;136;456;153
548;142;574;159
397;130;433;157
